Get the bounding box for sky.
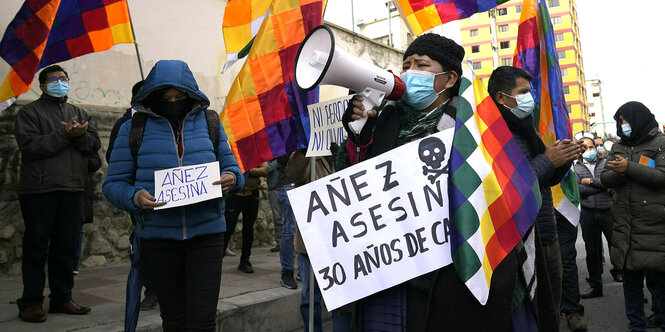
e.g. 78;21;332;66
324;0;665;134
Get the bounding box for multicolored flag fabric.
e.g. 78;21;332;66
449;62;542;304
513;0;581;225
221;0;272;73
392;0;510;36
220;0;325;173
0;0;134;111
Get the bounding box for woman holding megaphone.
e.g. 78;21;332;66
334;33;557;332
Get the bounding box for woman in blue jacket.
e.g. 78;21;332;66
103;60;244;331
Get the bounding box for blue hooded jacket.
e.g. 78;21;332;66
103;60;244;240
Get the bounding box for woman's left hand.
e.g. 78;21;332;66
213;173;236;195
607;155;628;174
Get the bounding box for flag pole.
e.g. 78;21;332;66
308;156;316;332
126;1;145;80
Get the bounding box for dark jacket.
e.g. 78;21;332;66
103;60;244;241
15;94;101;194
574;158;611;210
601;128;665;272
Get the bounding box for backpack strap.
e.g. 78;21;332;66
129;112;148;161
204;109;220;157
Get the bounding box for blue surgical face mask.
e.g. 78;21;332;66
597;146;606;154
400;70;447;110
621;123;632;137
502;92;535;119
46;81;70;97
582;149;597;162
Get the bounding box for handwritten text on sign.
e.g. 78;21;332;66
154;161;222;210
288;129;454;310
306;95;351;157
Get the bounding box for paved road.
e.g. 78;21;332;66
558;225;657;332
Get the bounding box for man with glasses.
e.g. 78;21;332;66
14;65;100;322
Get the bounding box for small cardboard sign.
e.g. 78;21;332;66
153;161;222;209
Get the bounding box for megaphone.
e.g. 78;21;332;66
294;25;405;134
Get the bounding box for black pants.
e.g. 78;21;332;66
579;207;613;289
17;191;82;309
142;233;224;332
224;190;259;262
557;213;584;315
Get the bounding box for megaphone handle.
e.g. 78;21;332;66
348;88;385;135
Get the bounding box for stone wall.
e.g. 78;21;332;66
0;103;277;275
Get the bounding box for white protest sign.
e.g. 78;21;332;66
288;129;454;310
306;95;351;157
153;161;222;210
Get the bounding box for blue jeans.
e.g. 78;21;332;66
623;269;665;332
278;184;296;271
298;253;322;332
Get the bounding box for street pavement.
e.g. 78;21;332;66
0;227;659;332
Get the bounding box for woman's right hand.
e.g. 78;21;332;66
347;95;378;121
137;189;166;210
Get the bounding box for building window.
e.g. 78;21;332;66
472;45;480;53
497;8;507;16
561;67;568;77
566;105;572;113
558;50;566;59
498;24;509;33
500;41;510;49
470;29;479;37
563;86;570;95
552;16;562;25
548;0;560;8
473;62;482;70
555;33;564;42
516;5;522;13
501;58;512;66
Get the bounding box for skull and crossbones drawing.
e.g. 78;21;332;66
418;137;449;184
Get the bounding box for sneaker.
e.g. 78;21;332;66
281;270;297;289
73;270;79;276
270;245;280;253
646;313;664;328
238;260;254;274
140;295;158;310
225;248;236;257
566;312;587;331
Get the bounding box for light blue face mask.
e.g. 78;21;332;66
502;92;535;119
582;149;597;161
597;146;606;154
621;123;632;137
46;81;70;97
399;70;447;110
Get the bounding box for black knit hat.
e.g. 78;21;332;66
403;33;465;77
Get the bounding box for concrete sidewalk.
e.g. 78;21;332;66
0;246;329;332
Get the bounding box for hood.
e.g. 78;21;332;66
132;60;210;110
614;101;658;146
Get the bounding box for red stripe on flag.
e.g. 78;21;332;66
515;16;539;53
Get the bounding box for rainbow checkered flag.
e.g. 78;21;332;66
393;0;509;36
513;0;581;225
0;0;134;111
449;62;542;304
221;0;272;73
221;0;326;172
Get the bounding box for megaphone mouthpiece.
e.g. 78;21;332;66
295;25;406;135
